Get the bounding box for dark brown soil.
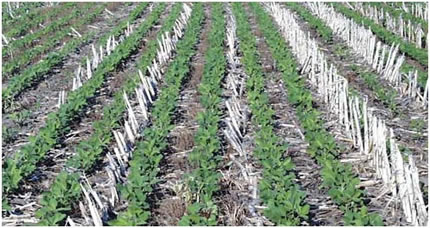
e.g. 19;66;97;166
2;3;139;160
274;5;408;225
148;4;212;225
3;4;167;225
287;4;427;180
3;3;63;39
214;5;268;226
74;4;180;224
3;3;97;77
245;4;344;225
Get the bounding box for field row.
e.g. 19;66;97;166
1;2;427;226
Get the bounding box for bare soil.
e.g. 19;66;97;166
276;5;408;225
148;4;212;225
2;3;138;160
287;4;428;182
245;5;344;225
3;4;167;225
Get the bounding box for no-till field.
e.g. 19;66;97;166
1;2;428;226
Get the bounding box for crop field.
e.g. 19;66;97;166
1;1;429;226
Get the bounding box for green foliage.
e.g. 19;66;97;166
35;172;81;226
410;118;426;133
179;4;225;224
232;3;310;225
3;3;76;40
410;118;426;139
334;44;350;58
2;4;108;107
331;3;427;67
111;4;205;225
3;4;168;224
33;3;169;225
179;202;218;226
367;2;427;33
2;2;47;30
332;3;428;90
2;126;18;144
8;109;31;127
250;3;384;225
77;3;150;66
2;3;99;77
285;2;333;42
358;70;399;114
344;206;384;226
400;64;427;89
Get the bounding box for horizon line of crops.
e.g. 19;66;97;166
368;2;428;33
2;2;45;25
284;3;411;114
178;3;225;225
2;3;75;40
2;3;166;213
109;4;205;225
3;3;100;77
232;3;310;225
251;3;384;225
34;4;187;226
331;3;428;68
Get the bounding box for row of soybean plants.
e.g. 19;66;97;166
388;2;428;22
230;3;310;226
1;3;167;216
317;1;429;102
284;3;403;114
3;3;100;77
1;4;102;108
1;2;44;25
297;2;427;107
251;3;383;225
284;2;333;42
66;1;176;171
177;3;225;225
74;2;149;68
109;3;205;225
34;3;186;225
367;2;428;33
368;2;428;33
331;3;428;71
2;3;89;59
353;3;427;49
3;3;75;40
2;3;138;109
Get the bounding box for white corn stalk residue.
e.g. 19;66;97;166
306;2;427;105
70;17;135;92
78;3;195;219
349;3;427;49
265;3;427;225
222;4;266;226
80;177;103;226
70;27;82;38
57;90;66;107
2;34;9;45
